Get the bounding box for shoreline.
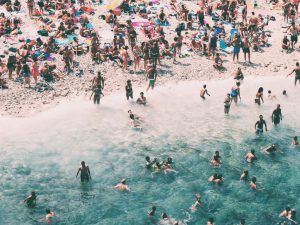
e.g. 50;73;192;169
1;1;299;118
0;73;296;120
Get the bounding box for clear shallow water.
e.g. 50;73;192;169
0;76;299;225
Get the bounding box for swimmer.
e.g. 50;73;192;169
267;90;277;100
272;104;282;125
167;157;175;165
208;173;223;184
282;90;288;97
136;92;147;105
211;151;221;166
240;219;246;225
161;212;171;223
45;208;56;223
245;149;256;163
162;161;178;174
250;177;257;190
292;136;299;145
255;115;268;134
200;84;210;99
280;206;291;217
23;191;37;207
148;206;156;217
207;217;215;225
264;144;277;154
128;110;143;129
145;156;154;169
76;161;91;182
191;193;202;210
240;170;249;181
114;179;130;191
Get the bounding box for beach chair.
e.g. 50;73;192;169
219;39;233;54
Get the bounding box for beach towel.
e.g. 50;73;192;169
219;39;233;53
154;18;170;26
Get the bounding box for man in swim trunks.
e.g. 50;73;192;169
272;104;282;125
146;65;157;91
287;62;300;86
200;84;210;99
90;86;103;104
242;35;251;63
255;115;267;134
231;33;242;62
76;161;91;182
125;79;133;100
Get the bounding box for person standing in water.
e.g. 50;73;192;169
292;136;299;145
125;79;133;100
224;93;232;114
200;84;210;99
23;191;37;207
255;115;268;134
90;86;104;104
230;82;241;104
92;71;105;90
207;217;215;225
255;87;264;105
272;104;282;125
287;62;300;86
148;206;157;217
146;64;157;91
76;161;91;182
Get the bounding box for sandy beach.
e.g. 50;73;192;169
0;0;299;117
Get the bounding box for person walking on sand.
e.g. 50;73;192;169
27;0;35;18
287;62;300;86
272;104;282;125
200;84;210;100
31;59;40;85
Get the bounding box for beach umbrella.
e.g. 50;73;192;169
105;0;123;10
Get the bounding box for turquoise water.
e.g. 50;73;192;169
0;76;299;225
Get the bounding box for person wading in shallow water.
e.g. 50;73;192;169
255;115;268;134
272;104;282;125
76;161;92;182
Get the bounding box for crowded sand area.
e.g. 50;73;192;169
0;0;299;117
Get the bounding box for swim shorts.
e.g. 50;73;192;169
149;79;155;86
243;47;250;53
233;47;240;54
